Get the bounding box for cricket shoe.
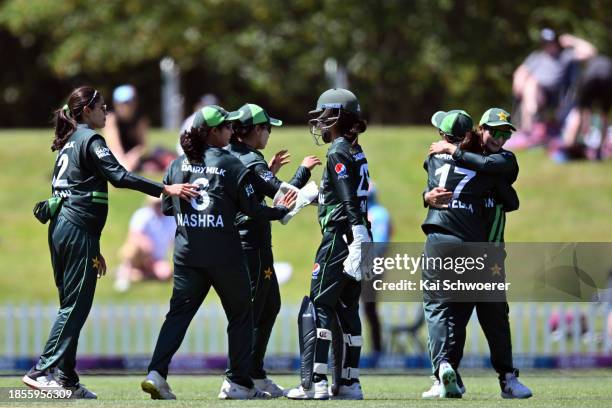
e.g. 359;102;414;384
253;377;284;398
285;380;329;400
141;370;176;400
330;382;363;400
500;372;532;399
422;375;466;398
218;379;271;399
439;362;462;398
63;383;97;399
22;370;62;391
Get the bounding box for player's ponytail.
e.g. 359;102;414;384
52;86;100;151
180;126;209;164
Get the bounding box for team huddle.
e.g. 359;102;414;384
23;85;531;400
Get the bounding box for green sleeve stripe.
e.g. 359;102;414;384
92;198;108;204
92;192;108;198
488;205;502;242
495;211;506;243
319;204;340;230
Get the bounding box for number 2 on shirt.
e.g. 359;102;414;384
356;163;370;197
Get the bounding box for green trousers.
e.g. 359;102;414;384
34;215;99;386
245;248;280;380
423;232;514;377
310;230;362;373
147;262;253;387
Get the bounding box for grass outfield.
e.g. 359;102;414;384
0;127;611;304
1;371;611;407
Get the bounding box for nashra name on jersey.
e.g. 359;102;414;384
176;213;224;228
181;161;226;176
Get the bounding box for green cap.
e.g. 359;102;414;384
237;103;282;127
192;105;243;129
479;108;516;131
310;88;361;115
431;109;473;138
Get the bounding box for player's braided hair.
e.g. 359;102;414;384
52;86;100;151
180;125;209;164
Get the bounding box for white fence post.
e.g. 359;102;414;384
527;303;537;356
19;304;28;357
6;304;14;357
3;301;611;360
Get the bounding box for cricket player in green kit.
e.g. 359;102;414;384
141;105;296;400
228;103;321;397
24;86;198;398
421;109;520;398
427;108;532;399
287;89;371;400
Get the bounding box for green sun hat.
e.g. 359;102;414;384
237;103;283;127
192;105;243;129
430;109;473;138
479;108;516;130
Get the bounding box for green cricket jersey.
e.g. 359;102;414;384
162;148;289;267
227;141;311;249
50;124;163;235
421;152;518;241
451;147;519;243
318;136;370;233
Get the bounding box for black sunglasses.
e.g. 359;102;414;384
488;127;512;140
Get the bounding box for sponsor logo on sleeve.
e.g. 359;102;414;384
260;171;274;182
245;183;255;196
334;163;348;179
95;147;111;158
312;262;321;279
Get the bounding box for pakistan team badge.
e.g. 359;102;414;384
191;178;211;211
92;256;102;271
92;256;103;277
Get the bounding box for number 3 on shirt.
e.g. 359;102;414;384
434;163;475;199
356;163;370;197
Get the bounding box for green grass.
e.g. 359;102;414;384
0;127;611;303
0;371;610;407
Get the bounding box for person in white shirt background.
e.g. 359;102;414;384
114;196;176;292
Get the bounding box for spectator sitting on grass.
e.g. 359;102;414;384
114;196;175;292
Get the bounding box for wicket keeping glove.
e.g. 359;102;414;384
343;224;373;281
